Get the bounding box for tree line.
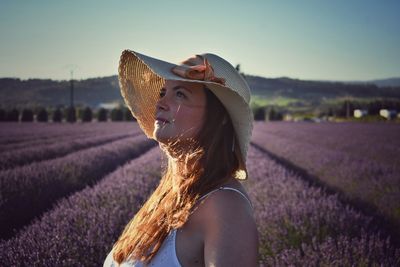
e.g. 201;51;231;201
251;99;400;121
2;99;399;123
0;106;136;122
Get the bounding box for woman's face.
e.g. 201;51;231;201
153;80;207;144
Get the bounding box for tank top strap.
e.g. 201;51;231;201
197;186;253;209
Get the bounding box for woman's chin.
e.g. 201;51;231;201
153;131;173;144
153;128;199;149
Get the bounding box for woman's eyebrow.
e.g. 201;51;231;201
173;85;192;94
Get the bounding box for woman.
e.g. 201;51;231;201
104;50;259;266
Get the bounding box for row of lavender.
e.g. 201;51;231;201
0;131;143;170
0;122;156;240
1;130;104;152
0;122;138;145
251;121;400;239
1;145;399;266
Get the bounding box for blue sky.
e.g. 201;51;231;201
0;0;399;81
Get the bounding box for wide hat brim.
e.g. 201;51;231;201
118;50;254;180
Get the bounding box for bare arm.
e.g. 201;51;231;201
201;190;259;267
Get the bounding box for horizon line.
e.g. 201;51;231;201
1;74;399;84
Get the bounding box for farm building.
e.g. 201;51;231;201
379;109;397;120
353;109;368;118
97;102;121;110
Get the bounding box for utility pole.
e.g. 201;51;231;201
67;69;76;123
70;70;74;108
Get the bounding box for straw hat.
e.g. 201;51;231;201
118;50;253;180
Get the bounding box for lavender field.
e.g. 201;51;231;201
0;122;399;266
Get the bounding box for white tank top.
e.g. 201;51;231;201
103;186;253;267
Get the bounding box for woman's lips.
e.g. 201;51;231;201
156;117;170;123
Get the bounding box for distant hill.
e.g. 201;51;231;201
347;77;400;87
245;75;400;99
0;75;399;109
0;76;122;109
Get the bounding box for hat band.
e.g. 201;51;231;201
171;55;226;86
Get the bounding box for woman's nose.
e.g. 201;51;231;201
156;93;169;111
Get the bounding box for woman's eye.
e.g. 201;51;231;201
176;91;186;98
159;91;165;98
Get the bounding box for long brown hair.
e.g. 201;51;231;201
112;87;242;265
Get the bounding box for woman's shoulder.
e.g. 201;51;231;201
194;179;256;231
193;180;259;266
